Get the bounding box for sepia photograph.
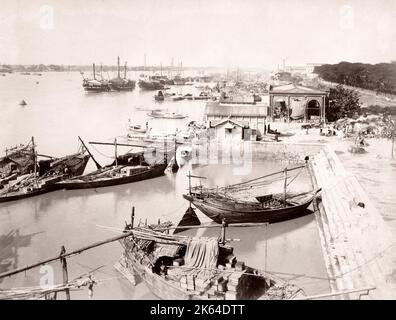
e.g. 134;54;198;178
0;0;395;307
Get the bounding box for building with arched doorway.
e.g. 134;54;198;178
268;84;328;122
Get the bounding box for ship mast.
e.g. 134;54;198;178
117;56;120;78
114;138;118;167
32;136;37;185
124;61;127;79
93;63;96;80
283;167;287;207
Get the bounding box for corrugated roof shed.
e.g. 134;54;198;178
205;101;268;117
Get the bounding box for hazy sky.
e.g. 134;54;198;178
1;0;395;69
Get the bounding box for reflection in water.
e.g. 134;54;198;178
0;229;40;283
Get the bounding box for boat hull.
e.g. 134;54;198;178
58;163;167;190
120;236;300;300
183;192;317;224
0;181;61;203
138;81;165;90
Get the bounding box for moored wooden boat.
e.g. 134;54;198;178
117;224;304;300
57;139;170;190
0;150;90;203
183;189;320;224
0;139;35;184
57;162;167;190
182;166;321;224
109;57;136;91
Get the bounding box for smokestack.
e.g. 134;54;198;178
124;61;127;79
93;63;96;80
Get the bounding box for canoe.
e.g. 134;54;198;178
183;189;321;224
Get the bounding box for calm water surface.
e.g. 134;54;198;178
0;72;329;299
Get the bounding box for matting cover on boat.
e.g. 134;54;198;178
184;238;219;269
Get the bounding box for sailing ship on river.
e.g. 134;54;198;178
108;57;136;91
82;64;111;92
183;166;321;224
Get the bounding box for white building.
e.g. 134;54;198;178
208;118;258;142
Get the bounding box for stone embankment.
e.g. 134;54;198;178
310;144;396;299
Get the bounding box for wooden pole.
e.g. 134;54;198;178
78;136;102;169
60;246;70;300
220;218;227;244
0;221;268;280
89;141;151;148
131;207;135;228
114;138;118;167
293;286;376;300
117;56;120;78
32;136;37;187
264;223;268;274
188;171;192;195
283;167;287;207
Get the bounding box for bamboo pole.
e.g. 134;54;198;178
284;167;287;207
114;138;118;167
0;231;136;279
89;141;153;149
0;222;268;280
293;286;376;300
60;246;70;300
78;136;102;169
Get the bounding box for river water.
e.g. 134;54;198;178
0;72;329;299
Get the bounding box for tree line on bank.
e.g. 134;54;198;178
326;84;396;121
314;61;396;95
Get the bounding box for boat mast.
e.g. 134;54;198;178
114;138;118;166
124;61;127;79
283;167;287;206
220;218;227;245
188;171;192;195
32;136;37;185
117;56;120;78
78;136;102;169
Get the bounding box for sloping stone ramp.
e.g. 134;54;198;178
309;145;396;299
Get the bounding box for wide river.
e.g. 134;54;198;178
0;72;329;299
